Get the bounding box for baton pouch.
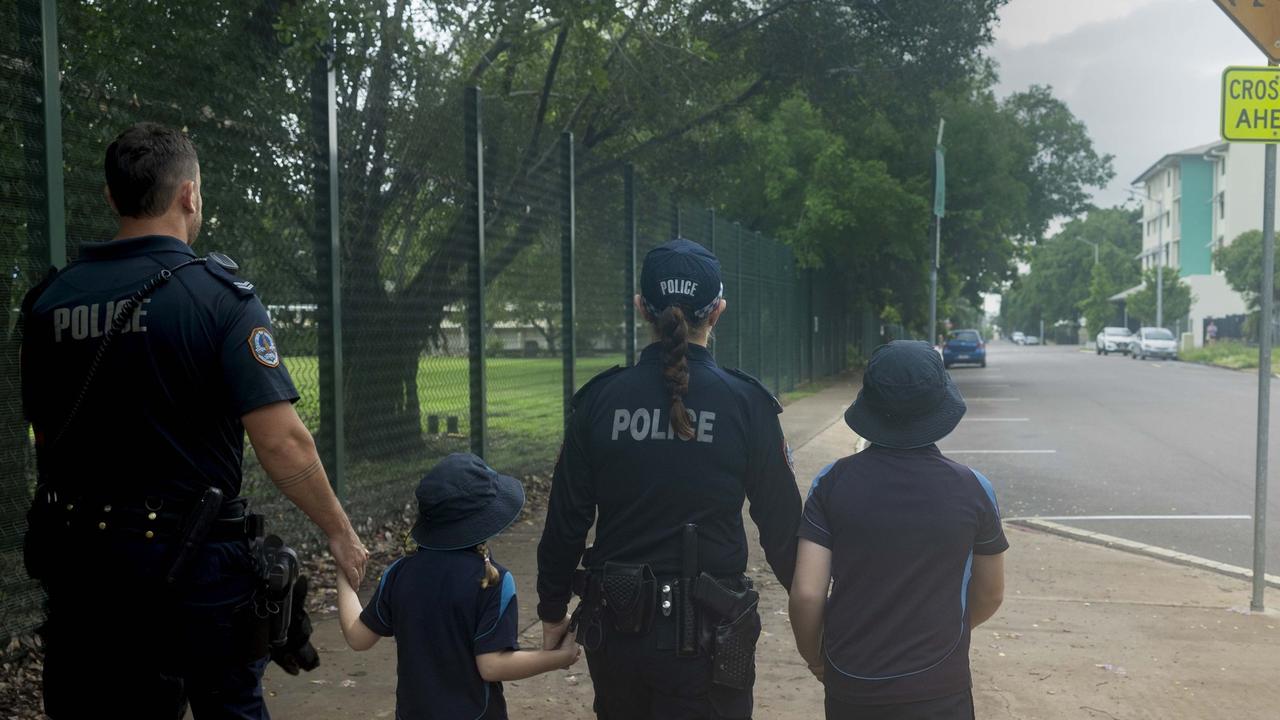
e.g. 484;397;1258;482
601;562;655;635
711;605;761;691
23;487;59;581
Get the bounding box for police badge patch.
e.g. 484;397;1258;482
249;327;280;367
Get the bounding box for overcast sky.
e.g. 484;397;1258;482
988;0;1264;210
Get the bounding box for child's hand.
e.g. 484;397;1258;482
553;630;581;669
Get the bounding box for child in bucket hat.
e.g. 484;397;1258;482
789;341;1008;719
336;453;580;719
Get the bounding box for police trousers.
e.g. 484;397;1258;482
584;612;755;720
38;536;268;720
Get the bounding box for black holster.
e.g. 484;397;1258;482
693;573;761;692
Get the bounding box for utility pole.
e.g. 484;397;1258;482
1128;188;1165;328
1254;66;1277;612
930;118;946;347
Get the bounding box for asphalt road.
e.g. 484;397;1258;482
942;342;1280;575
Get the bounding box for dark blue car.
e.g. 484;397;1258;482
943;329;986;368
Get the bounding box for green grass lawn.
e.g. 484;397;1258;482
283;354;621;468
1181;341;1280;375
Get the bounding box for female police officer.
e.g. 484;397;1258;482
537;238;802;719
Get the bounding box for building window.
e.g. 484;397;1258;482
1166;211;1171;228
1221;157;1227;175
1219;193;1225;219
1167;170;1172;187
1174;199;1180;226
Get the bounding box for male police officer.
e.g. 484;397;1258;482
20;122;368;718
537;239;802;719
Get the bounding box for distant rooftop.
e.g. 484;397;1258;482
1131;141;1228;185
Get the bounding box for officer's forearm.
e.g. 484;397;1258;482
244;402;354;540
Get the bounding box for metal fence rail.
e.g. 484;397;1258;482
0;1;856;641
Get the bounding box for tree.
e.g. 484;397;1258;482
1126;268;1194;329
1214;229;1280;313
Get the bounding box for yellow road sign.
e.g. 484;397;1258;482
1222;66;1280;142
1213;0;1280;63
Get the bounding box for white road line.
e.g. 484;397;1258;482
963;417;1029;422
942;449;1057;454
1010;514;1251;521
965;397;1020;401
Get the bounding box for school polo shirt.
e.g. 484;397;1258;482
798;444;1008;705
361;549;520;719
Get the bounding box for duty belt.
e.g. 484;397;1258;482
47;495;258;542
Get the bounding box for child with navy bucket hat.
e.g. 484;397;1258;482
336;453;580;719
788;341;1008;720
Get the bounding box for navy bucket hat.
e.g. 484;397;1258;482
410;453;525;550
640;238;723;319
844;341;967;449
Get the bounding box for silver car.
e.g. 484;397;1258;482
1131;327;1178;360
1095;326;1133;356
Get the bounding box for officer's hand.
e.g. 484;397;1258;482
554;630;581;668
542;617;571;651
330;530;370;589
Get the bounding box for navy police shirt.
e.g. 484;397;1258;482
798;444;1008;704
20;235;299;501
360;549;520;720
537;342;803;622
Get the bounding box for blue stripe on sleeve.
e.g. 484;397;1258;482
498;570;516;619
373;557;404;629
808;462;835;499
971;468;1000;516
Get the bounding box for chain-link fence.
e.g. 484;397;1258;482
0;1;860;642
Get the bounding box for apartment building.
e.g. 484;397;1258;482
1132;141;1253;346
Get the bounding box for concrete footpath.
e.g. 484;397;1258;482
263;378;1280;719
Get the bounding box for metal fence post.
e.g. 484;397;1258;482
561;132;576;418
773;240;781;393
672;195;681;239
311;37;345;495
706;209;716;357
38;0;65;269
624;164;637;366
735;223;743;368
755;232;764;386
465;87;487;459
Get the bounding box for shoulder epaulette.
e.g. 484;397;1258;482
203;252;255;297
725;367;783;414
571;365;626;410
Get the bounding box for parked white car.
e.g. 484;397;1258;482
1131;327;1178;361
1024;335;1041;345
1095;326;1133;356
1011;331;1026;345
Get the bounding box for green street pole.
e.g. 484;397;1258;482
40;0;65;268
930;119;945;347
1252;62;1277;612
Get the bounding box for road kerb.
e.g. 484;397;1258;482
1011;517;1280;590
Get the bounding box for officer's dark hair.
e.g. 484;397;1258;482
658;304;705;441
104;122;199;218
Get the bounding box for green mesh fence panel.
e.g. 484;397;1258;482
480;92;566;477
0;0;50;641
575;164;627;385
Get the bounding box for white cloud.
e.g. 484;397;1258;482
994;0;1164;49
989;0;1266;211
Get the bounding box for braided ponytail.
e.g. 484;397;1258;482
659;305;695;440
475;543;500;588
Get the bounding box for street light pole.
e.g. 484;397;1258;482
930;118;945;347
1128;188;1165;328
1078;238;1099;265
